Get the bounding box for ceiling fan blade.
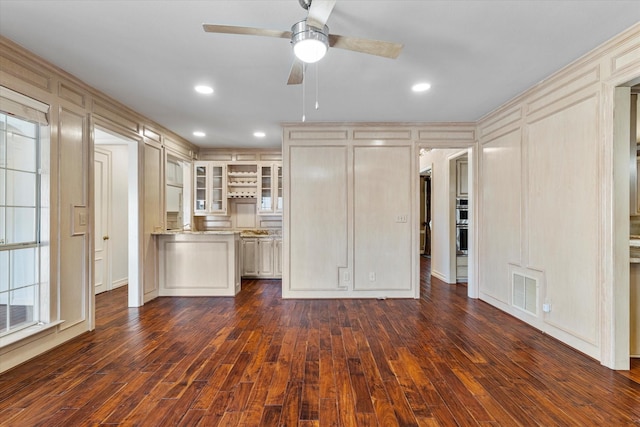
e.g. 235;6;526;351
287;59;305;85
306;0;336;29
203;24;292;39
328;34;403;59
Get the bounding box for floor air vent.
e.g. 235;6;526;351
512;272;537;315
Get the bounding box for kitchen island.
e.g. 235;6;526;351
154;231;241;296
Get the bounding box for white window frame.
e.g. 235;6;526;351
0;87;55;347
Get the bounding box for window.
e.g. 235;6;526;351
0;87;49;339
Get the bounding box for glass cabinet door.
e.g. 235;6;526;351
276;165;283;212
194;164;207;212
193;162;226;215
210;165;224;212
260;165;272;212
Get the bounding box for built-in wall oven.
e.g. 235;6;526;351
456;225;468;255
456;198;469;255
456;198;468;224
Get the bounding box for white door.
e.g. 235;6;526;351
94;149;111;295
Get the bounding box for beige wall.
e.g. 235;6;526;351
0;36;197;372
476;23;640;368
282;125;475;299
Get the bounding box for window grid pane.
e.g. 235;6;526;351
0;111;41;336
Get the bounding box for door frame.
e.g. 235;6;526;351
91;119;143;312
610;75;640;369
418;144;477;299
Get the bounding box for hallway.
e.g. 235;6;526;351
0;258;639;426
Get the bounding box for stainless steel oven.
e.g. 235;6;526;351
456;224;469;255
456;198;469;225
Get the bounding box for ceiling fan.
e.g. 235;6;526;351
202;0;403;85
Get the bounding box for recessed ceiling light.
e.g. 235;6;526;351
193;131;206;137
412;82;431;92
253;131;266;138
194;85;214;94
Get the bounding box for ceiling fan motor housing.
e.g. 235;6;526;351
291;20;329;63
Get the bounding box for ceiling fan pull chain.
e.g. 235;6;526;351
302;64;306;122
315;62;319;110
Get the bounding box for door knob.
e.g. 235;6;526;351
103;235;109;240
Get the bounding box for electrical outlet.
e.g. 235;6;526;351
369;272;376;281
396;214;408;223
542;303;551;313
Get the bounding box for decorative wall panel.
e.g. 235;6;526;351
287;145;349;291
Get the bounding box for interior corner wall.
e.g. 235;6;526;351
0;36;197;373
476;23;640;365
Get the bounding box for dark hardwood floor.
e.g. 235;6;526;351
1;258;639;426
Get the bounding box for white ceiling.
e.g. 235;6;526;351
1;1;639;150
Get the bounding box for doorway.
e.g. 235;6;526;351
418;146;476;298
612;77;640;370
420;171;431;257
93;125;141;309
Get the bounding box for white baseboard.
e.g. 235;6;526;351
112;278;128;289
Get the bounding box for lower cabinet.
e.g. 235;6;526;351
456;255;468;282
242;237;282;278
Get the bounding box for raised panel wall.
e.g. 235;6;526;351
283;125;426;299
58;107;88;329
527;95;600;346
143;141;163;300
354;145;412;291
287;145;349;292
479;129;522;304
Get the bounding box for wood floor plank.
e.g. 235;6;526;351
238;361;276;425
319;398;339;427
259;404;282;426
0;259;638;426
225;381;254;413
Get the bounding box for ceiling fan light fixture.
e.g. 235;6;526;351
292;21;329;63
412;82;432;92
194;85;214;94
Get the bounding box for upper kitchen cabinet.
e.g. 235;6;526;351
258;163;283;215
166;156;185;230
227;163;258;199
193;161;226;215
456;158;469;198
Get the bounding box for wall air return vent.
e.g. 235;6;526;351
512;272;538;315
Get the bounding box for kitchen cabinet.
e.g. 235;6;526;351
456;255;468;282
242;237;259;277
166;158;183;213
156;231;241;296
193;160;282;217
636;156;640;214
456;159;468;198
258;163;283;214
194;161;226;215
242;237;282;278
227;163;258;199
274;238;283;277
166;158;183;186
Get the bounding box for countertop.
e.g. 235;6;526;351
152;229;281;238
152;230;240;236
631;235;640;263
